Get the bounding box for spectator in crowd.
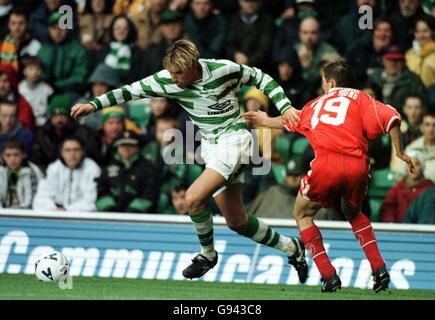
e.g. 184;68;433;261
0;8;42;73
167;184;188;215
403;187;435;224
390;0;432;50
334;0;379;55
405;16;435;88
143;114;173;159
33;136;101;211
30;94;98;171
130;0;166;49
30;0;79;44
398;111;435;182
225;0;275;71
183;0;227;59
77;63;142;133
18;56;54;127
0;139;43;208
369;45;426;113
347;18;395;86
141;97;176;142
141;9;184;77
112;0;148;16
76;63;121;129
0;99;33;155
273;46;309;109
143;116;191;195
390;95;425;171
379;151;433;223
248;156;343;220
0;0;13;40
272;0;318;58
243;86;281;163
94;106;142;166
402;94;425;146
38;12;89;101
294;17;338;89
0;63;35;130
96;130;159;212
79;0;114;51
95;14;143;84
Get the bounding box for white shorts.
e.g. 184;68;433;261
201;129;253;197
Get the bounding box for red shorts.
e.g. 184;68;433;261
299;149;370;208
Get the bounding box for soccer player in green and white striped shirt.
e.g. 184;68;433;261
71;40;308;283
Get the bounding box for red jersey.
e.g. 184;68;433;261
283;88;401;158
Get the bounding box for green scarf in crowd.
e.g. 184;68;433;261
104;42;131;77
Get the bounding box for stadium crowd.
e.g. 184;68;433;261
0;0;434;223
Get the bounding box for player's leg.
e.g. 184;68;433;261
293;193;341;292
213;182;308;283
342;155;390;292
341;198;390;292
182;168;226;279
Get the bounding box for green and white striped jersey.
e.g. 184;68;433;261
90;59;293;141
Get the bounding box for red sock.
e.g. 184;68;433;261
300;224;336;279
349;213;385;272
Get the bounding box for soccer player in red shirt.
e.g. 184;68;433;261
243;61;416;293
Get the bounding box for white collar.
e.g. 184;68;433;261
196;59;212;83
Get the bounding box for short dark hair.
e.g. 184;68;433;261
404;94;426;108
60;136;85;149
9;8;28;21
21;56;43;69
2;139;25;153
322;61;355;88
0;98;18;112
422;110;435;120
172;184;189;193
414;15;435;33
373;18;395;39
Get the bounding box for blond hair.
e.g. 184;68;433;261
163;40;200;73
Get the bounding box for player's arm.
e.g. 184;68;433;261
70;74;165;119
238;63;300;124
242;110;285;129
367;99;416;173
388;123;416;173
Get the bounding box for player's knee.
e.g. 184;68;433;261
185;191;205;213
293;209;313;221
227;220;248;234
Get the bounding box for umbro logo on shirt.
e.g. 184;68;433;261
207;101;233;115
208;100;231;111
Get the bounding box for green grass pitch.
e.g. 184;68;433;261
0;273;434;300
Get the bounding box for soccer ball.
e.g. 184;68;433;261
35;251;70;282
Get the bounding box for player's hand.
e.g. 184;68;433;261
70;103;96;119
282;107;300;125
242;110;268;127
397;152;416;173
